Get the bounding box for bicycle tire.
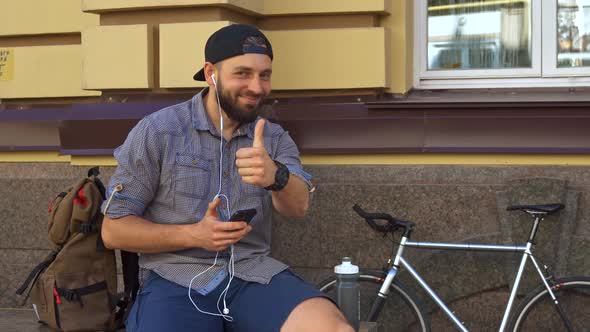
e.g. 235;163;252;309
508;276;590;332
318;270;431;332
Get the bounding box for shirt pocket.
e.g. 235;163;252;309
174;153;212;199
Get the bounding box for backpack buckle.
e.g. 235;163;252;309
62;289;84;307
78;223;97;234
63;289;77;301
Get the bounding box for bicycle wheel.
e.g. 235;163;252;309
318;270;431;332
508;276;590;332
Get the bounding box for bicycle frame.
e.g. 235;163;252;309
375;215;563;332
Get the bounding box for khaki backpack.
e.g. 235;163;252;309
16;167;138;332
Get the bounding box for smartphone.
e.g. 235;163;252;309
229;208;257;223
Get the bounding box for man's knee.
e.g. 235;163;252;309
281;297;354;332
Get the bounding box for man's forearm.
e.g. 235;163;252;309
271;176;310;218
101;215;192;253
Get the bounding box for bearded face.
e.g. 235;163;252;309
209;53;272;124
215;75;264;124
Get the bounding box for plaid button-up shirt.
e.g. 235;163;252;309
102;88;313;294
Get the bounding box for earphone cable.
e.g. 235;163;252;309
187;75;235;321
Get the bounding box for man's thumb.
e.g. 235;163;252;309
205;198;220;218
253;119;265;148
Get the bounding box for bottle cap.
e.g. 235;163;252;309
334;257;359;274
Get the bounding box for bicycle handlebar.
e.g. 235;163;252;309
353;204;415;236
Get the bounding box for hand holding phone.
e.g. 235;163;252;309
229;209;257;223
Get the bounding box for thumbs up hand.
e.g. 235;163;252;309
235;119;277;188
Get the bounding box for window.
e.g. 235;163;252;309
415;0;590;88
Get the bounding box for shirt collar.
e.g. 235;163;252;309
190;88;211;132
238;119;257;139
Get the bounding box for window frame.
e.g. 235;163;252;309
414;0;590;89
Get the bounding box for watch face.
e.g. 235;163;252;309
277;161;289;185
265;160;289;191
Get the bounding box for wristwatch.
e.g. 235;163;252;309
264;160;289;191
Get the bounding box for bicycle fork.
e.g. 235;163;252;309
366;233;411;322
366;237;405;322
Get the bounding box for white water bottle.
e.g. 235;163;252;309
335;257;360;330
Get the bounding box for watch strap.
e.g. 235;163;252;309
264;160;289;191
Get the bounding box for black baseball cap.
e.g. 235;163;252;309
193;24;273;81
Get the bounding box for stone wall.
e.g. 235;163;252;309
2;163;589;330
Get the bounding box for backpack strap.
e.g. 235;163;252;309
111;251;139;331
121;250;139;302
82;166;108;250
88;166;106;200
55;281;108;308
16;246;62;303
87;166;100;178
72;209;108;250
74;210;103;234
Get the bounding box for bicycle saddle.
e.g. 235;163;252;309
506;203;564;215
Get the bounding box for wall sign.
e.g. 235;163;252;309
0;48;14;81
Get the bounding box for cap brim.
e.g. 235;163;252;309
193;68;206;81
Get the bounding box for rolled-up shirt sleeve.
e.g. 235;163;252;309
273;130;314;192
101;117;161;219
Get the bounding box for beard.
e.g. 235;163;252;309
216;79;263;124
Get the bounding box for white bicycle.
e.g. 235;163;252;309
318;203;590;331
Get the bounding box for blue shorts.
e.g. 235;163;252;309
125;269;332;332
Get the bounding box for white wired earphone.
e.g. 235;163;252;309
187;72;236;320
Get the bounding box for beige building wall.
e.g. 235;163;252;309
81;0;394;93
381;0;414;94
159;21;230;88
1;0;404;102
267;28;387;90
0;0;98;36
1;45;101;99
82;25;154;89
0;1;100;99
